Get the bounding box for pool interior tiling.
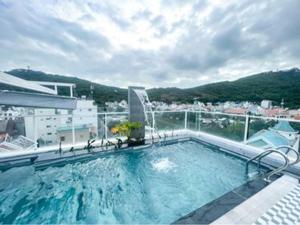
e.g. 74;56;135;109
174;175;278;224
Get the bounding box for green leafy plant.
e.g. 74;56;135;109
111;121;142;140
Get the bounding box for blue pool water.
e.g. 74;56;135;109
0;140;256;224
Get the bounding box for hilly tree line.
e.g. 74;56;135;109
148;68;300;108
1;68;300;109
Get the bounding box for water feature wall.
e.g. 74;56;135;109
128;86;154;140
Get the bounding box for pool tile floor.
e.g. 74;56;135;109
211;175;299;224
254;184;300;225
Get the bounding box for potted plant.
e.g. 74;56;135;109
111;121;143;147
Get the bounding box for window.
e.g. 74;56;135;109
47;132;52;135
46;125;51;128
60;136;65;141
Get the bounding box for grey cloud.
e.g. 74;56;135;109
86;2;131;29
0;0;300;88
167;0;300;78
131;10;152;21
151;15;169;37
0;2;111;72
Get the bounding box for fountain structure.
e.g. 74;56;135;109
128;86;155;144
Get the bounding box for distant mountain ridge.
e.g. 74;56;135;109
148;68;300;108
2;68;300;108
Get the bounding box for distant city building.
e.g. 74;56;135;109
224;108;248;115
288;109;300;119
260;108;287;118
105;100;128;112
261;100;272;109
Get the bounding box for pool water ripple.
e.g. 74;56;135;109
0;141;257;224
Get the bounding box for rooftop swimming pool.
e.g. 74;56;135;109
0;140;258;224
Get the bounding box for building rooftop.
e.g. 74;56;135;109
247;129;290;148
272;120;296;133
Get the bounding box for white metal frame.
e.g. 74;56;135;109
32;81;75;97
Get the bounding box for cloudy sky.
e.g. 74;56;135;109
0;0;299;88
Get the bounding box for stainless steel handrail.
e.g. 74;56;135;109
275;145;300;165
246;149;290;182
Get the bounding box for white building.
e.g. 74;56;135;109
24;98;98;146
261;100;272;109
24;108;59;146
58;98;98;144
0;107;21;120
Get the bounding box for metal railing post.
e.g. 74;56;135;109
33;115;38;149
152;111;155;134
72;112;75;145
198;112;201;131
243;115;250;143
104;113;108;140
184;110;188;130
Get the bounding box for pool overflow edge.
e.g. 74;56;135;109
0;135;277;172
0;136;190;171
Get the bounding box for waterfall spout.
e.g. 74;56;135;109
128;86;156;143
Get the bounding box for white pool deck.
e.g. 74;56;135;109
211;175;299;224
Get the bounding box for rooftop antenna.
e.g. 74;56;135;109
90;84;94;100
281;98;284;109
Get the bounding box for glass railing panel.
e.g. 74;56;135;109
64;114;98;146
248;117;277;138
0;113;76;152
154;111;185;132
187;111;201;131
2;110;299;154
0;115;36;153
97;114;106;140
198;112;246;142
105;113;129;140
288;121;300;152
36;114;72;149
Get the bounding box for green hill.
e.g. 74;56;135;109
2;68;300;109
148;68;300;108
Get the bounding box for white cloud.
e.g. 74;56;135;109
0;0;299;88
